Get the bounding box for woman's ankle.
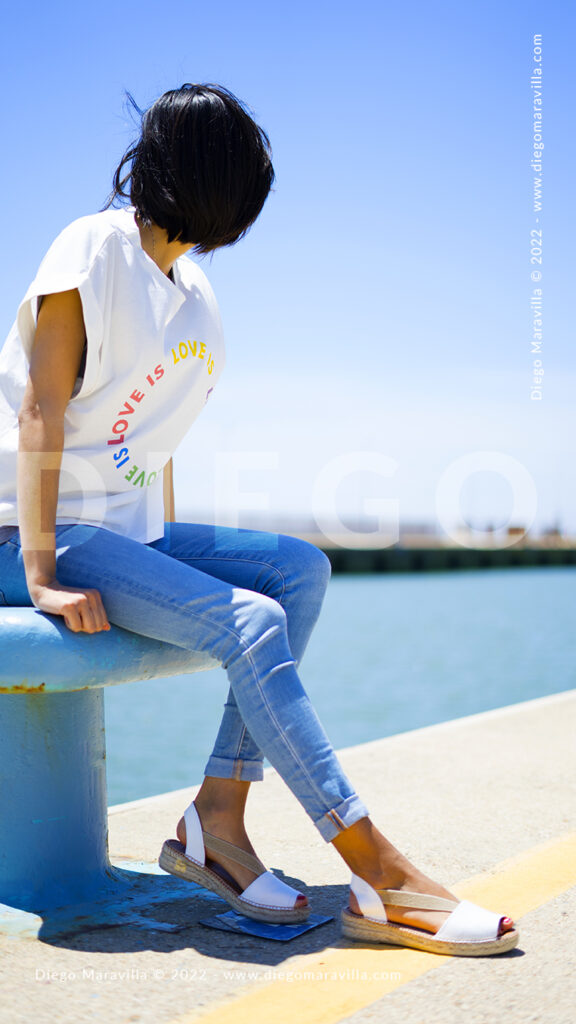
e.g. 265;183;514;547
194;805;247;841
331;818;414;889
194;778;251;822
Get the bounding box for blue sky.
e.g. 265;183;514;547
1;1;573;540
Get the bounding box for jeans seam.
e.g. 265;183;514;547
217;697;262;765
235;723;248;762
327;808;347;831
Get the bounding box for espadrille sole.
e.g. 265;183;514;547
159;838;310;924
340;908;519;956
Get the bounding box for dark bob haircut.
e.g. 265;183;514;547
105;83;275;254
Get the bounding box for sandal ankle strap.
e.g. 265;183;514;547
203;831;266;875
351;874;459;921
183;801;267;875
376;888;458;912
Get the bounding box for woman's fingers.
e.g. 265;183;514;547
62;601;84;633
75;593;98;633
35;583;111;633
86;589;111;632
70;591;110;633
62;594;96;633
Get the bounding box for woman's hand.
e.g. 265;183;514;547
29;580;111;634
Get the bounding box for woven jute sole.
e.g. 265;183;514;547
340;908;520;956
159;838;310;924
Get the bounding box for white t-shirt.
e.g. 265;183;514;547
0;208;225;542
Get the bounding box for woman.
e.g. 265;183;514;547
0;83;518;955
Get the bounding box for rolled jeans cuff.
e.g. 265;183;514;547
204;754;265;783
314;794;370;842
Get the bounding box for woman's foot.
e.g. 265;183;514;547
347;866;514;937
333;818;514;937
176;801;308;910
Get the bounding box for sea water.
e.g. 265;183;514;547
105;567;576;805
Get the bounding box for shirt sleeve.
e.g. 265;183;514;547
15;215;109;399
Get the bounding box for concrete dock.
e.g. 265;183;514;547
1;689;575;1024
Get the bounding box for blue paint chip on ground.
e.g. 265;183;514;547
199;911;333;941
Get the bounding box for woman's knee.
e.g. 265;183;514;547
239;588;289;639
281;535;332;594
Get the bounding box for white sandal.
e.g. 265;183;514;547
341;873;519;956
159;801;309;924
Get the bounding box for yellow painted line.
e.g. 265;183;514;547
171;831;576;1024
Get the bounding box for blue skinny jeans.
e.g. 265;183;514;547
0;523;369;841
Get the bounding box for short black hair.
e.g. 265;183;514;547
105;83;275;254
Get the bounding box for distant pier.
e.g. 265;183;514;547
180;511;576;573
321;545;576;573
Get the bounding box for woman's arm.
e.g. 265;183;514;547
163;458;175;523
17;289;110;633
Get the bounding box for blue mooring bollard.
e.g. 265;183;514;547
0;607;218;939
